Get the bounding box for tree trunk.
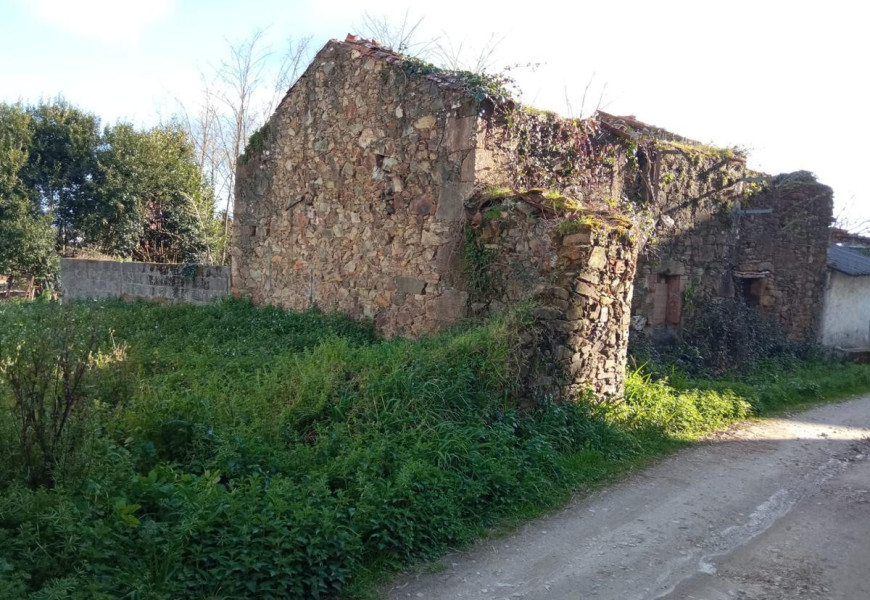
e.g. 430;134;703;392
221;193;231;265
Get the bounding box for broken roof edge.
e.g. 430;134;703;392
272;35;744;159
597;111;699;145
832;227;870;246
269;35;511;120
342;34;514;103
340;36;688;141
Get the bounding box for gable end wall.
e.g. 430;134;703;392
232;41;480;337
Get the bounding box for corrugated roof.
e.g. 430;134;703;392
828;244;870;276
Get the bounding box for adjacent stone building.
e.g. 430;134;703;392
233;36;834;397
495;110;833;343
619;138;833;342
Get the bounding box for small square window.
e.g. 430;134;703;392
738;276;765;307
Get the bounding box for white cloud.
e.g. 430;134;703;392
25;0;174;44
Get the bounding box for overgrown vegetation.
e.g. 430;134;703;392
2;300;870;599
401;56;514;104
240;122;270;164
501;108;611;191
462;227;495;300
630;297;814;376
471;187;634;241
660;139;745;162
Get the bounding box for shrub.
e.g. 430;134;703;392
613;368;751;440
630;297;809;377
0;303;128;488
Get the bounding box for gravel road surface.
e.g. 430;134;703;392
388;396;870;600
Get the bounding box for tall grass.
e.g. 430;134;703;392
1;299;869;599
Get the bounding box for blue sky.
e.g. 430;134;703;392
2;0;867;226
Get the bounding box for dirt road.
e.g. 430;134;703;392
389;396;870;600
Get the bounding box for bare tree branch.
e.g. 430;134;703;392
172;28;315;264
434;32;504;74
357;11;437;58
579;73;595;119
267;35;313;122
834;196;870;235
595;82;608;115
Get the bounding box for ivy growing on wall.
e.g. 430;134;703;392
240;122;271;164
401;57;515;104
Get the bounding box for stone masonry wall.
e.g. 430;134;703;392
736;172;833;339
232;38;641;396
631;148;833;341
233;36;832;400
471;107;834;342
60;259;229;304
630;146;751;337
473;108;627;208
232;39;479;338
469;197;637;396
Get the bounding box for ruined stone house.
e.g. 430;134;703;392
232;36;833;397
608;116;834;343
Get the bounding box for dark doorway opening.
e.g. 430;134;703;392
737;276;764;307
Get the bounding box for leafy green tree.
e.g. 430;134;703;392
93;123;217;263
2;99;220;272
19;98;100;250
0;104;57;296
0;104;30;206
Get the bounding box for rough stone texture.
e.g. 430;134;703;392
232;38;478;338
232;37;639;396
476;107;833;343
474;109;626;207
60;259;229;304
629;147;751;338
736;173;833;339
471;202;637;396
476;108;833;343
631;156;833;341
233;37;833;397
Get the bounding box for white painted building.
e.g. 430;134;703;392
820;245;870;350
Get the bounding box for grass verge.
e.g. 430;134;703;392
1;299;869;599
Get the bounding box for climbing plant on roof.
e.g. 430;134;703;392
401;56;515;104
491;104;617;193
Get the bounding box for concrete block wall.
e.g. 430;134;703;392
60;259;230;305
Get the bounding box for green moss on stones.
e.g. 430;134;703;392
474;187;633;238
401;56;513;104
661;139;745;162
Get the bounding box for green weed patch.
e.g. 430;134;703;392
1;300;869;599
